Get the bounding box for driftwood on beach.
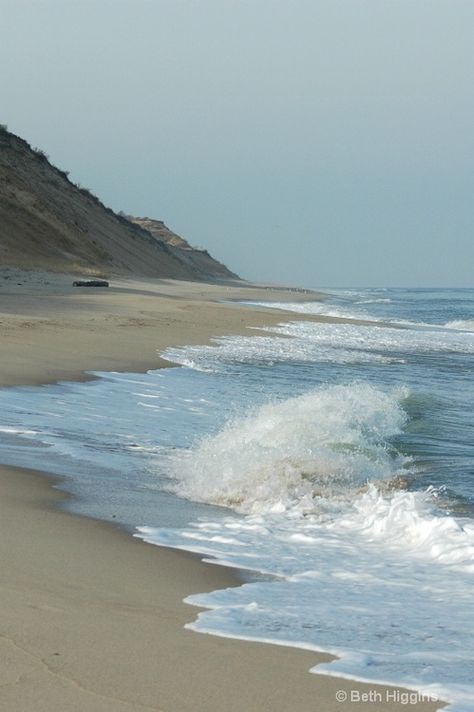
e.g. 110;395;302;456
72;280;109;287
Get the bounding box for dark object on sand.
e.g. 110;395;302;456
73;279;109;287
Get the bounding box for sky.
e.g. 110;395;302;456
1;0;473;287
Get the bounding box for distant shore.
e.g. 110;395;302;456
0;270;444;711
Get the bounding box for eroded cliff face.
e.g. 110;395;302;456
125;215;238;280
0;127;237;280
124;216;191;249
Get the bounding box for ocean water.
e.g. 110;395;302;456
1;287;473;710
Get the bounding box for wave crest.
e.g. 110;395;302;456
163;383;410;514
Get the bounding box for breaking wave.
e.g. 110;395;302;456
163;383;410;514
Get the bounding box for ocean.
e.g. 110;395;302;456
1;287;473;711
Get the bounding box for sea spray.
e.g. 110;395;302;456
162;383;410;514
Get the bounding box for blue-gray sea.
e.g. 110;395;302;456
1;288;473;711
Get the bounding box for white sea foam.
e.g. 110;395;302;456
162;317;474;374
355;298;392;304
136;378;474;711
162;331;398;371
138;482;474;712
0;426;39;435
244;299;369;320
264;320;474;355
162;383;410;514
247;299;474;337
137;484;474;711
336;485;474;572
445;319;474;332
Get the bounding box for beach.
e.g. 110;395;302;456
0;271;444;711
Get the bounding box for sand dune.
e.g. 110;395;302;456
0;126;236;281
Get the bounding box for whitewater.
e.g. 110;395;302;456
0;287;473;710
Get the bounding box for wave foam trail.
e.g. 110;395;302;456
137;484;474;712
162;383;410;514
162;332;396;371
162;317;474;374
264;320;474;355
445;319;474;332
243;300;369;320
355;298;392;304
337;485;474;571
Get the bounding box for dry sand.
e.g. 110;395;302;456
0;270;444;711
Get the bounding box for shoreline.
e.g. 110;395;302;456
0;268;381;389
0;271;444;710
0;272;323;387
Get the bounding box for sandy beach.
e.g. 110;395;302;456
0;270;444;711
0;269;324;387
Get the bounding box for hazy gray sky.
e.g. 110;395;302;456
1;0;473;287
